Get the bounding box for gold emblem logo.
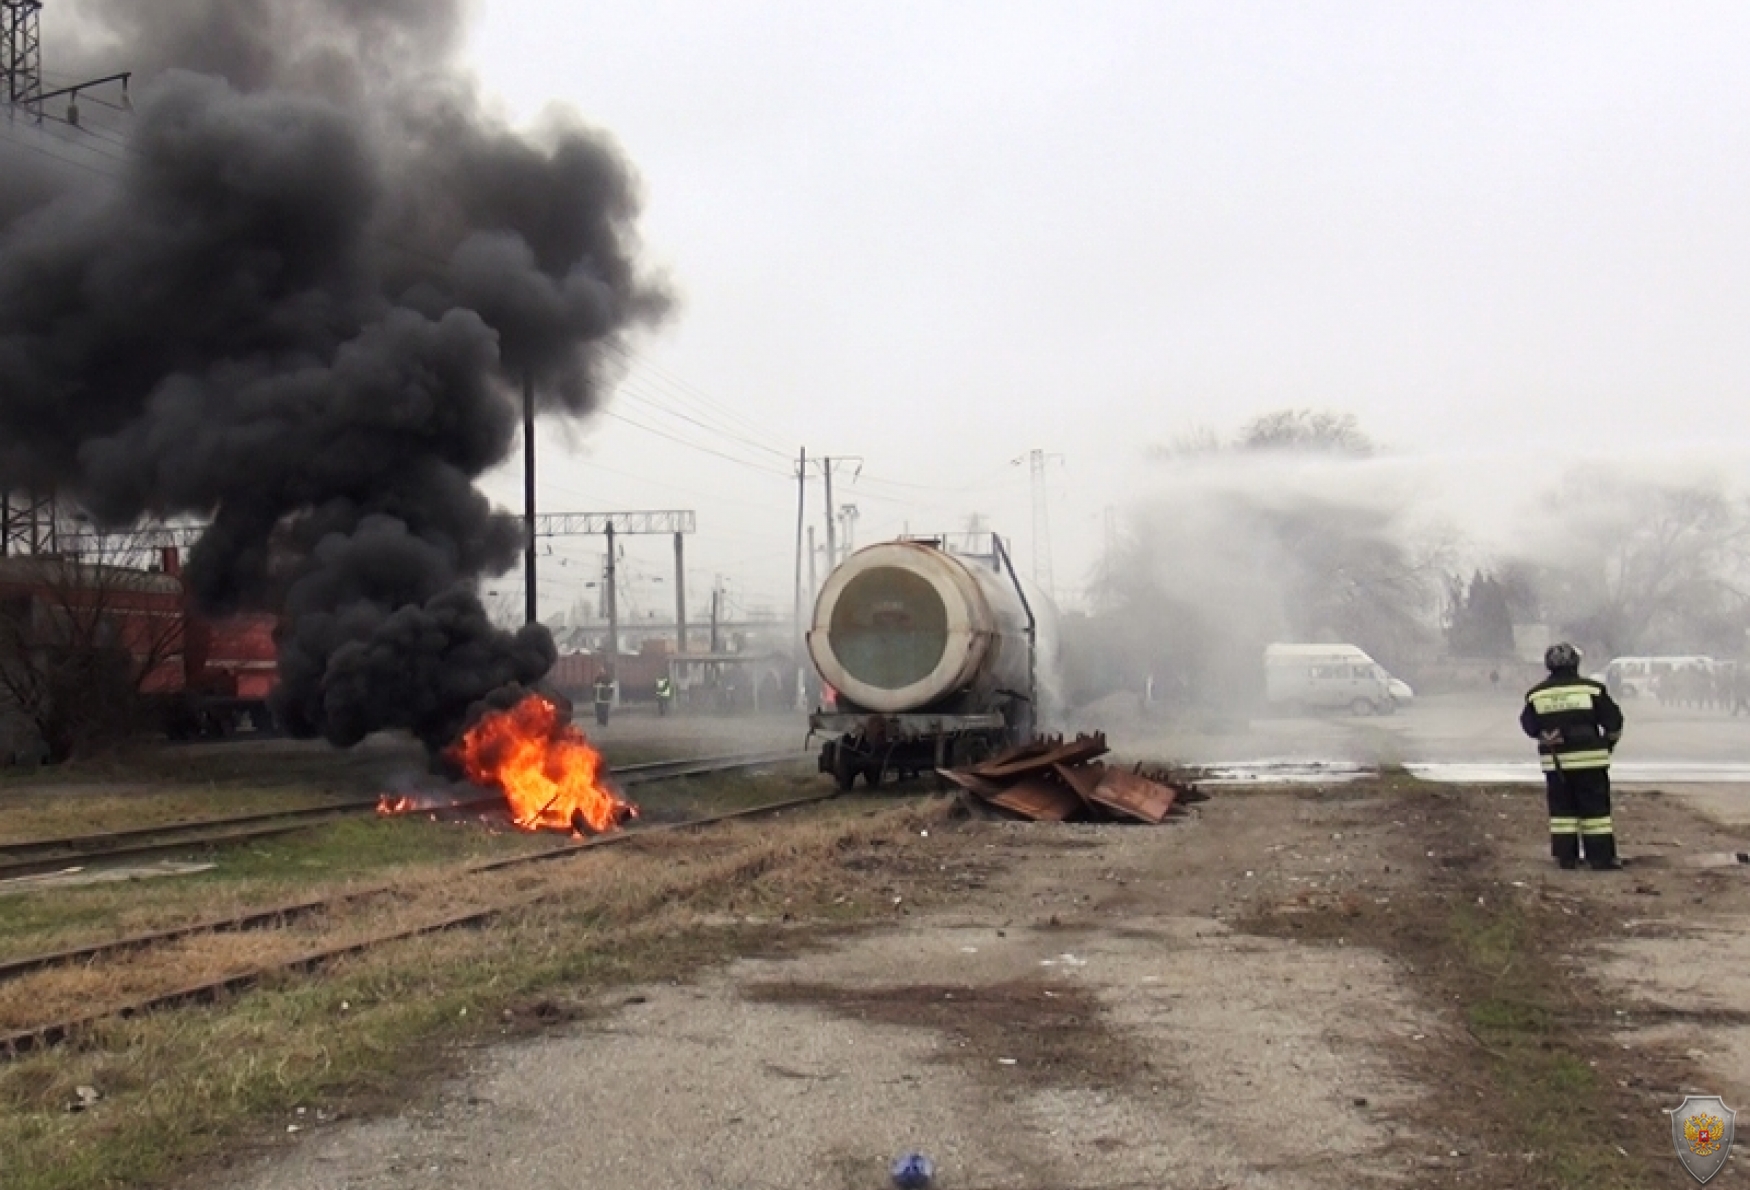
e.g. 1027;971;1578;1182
1671;1095;1737;1184
1687;1113;1725;1156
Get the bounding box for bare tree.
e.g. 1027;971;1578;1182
1148;409;1374;463
0;538;187;762
1237;409;1374;457
1533;479;1750;659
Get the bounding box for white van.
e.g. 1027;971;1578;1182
1264;643;1413;716
1601;655;1716;699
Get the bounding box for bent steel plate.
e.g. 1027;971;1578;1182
1084;768;1178;824
984;776;1082;822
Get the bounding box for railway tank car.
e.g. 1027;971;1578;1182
806;536;1056;789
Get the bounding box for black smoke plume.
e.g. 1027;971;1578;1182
0;1;668;748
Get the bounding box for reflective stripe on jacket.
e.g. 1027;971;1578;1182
1520;671;1623;770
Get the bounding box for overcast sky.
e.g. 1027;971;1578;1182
452;2;1750;621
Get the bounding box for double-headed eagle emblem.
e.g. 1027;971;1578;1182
1672;1096;1736;1184
1686;1112;1725;1156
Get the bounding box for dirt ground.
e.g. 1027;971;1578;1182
204;766;1750;1190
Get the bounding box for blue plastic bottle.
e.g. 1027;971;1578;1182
890;1151;935;1189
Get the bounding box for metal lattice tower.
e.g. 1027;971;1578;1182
1;1;43;114
1;493;56;556
1024;448;1057;598
2;3;54;555
837;503;859;556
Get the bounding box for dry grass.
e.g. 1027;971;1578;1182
0;796;959;1190
0;769;830;962
0;815;561;960
0;812;854;1029
0;785;358;846
0;730;718;845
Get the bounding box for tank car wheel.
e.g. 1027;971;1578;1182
831;743;859;792
948;736;993;769
862;761;883;789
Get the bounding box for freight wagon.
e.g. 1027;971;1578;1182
0;547;279;747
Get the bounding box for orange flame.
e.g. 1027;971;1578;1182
449;693;636;833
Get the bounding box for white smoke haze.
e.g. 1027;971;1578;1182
1074;425;1750;713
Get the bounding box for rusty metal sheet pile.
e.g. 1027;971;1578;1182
939;734;1204;824
1085;766;1177;824
964;732;1111;780
984;776;1083;822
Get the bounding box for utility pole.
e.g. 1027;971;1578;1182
2;1;128;128
709;578;721;653
1013;449;1063;599
792;446;806;648
2;1;42;115
1;12;128;555
2;4;52;555
0;491;56;557
604;520;618;667
523;373;537;625
524;512;693;650
809;455;862;570
807;525;818;598
673;530;687;654
821;456;836;569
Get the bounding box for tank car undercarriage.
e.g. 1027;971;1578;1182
809;709;1026;791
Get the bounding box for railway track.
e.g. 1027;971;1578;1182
0;800;390;882
0;784;839;1058
0;747;805;882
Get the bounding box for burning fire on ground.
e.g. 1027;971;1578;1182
379;694;636;834
376;793;426;817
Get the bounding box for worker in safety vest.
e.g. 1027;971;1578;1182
1519;643;1625;870
593;672;614;728
655;675;675;717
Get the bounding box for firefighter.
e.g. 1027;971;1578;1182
1519;643;1625;870
593;671;614;728
655;674;675;717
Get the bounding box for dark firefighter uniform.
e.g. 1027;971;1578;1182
655;676;675;716
1519;666;1624;869
593;675;614;728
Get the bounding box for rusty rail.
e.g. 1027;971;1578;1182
612;749;802;782
0;750;811;980
0;786;840;1059
0;799;384;863
0;894;361;984
0;809;386;882
0;749;805;883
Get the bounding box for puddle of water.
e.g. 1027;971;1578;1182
1405;761;1750;785
0;860;216;893
1189;759;1375;786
